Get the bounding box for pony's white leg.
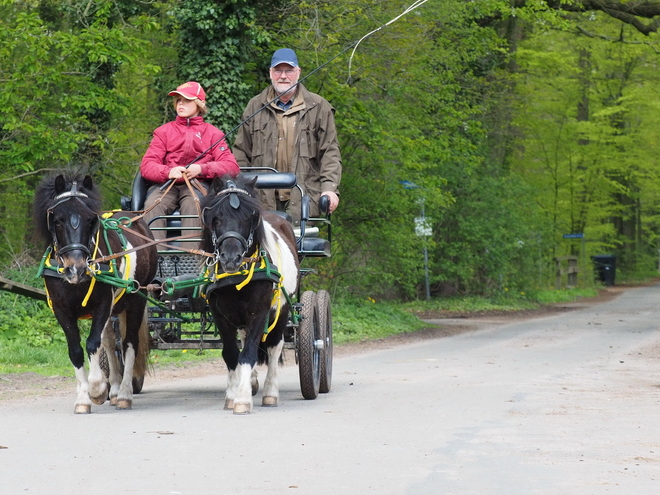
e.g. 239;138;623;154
74;366;92;414
87;348;108;405
238;327;259;396
224;368;238;410
101;323;122;406
232;363;254;415
116;343;135;410
262;338;284;407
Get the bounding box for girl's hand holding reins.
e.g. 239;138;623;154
184;164;202;178
168;166;187;179
168;164;202;180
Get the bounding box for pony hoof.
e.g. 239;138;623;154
224;398;234;410
262;396;278;407
251;380;259;396
74;404;91;414
90;393;108;405
233;403;251;415
116;399;132;410
109;396;118;406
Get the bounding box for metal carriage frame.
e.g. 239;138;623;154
121;168;333;399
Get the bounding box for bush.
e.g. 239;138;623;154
0;265;64;348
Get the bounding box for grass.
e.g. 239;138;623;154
0;285;611;377
0;341;72;376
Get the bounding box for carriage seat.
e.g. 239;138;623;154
121;172;150;212
296;194;331;258
120;171;331;258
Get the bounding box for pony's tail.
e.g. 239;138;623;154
134;308;151;378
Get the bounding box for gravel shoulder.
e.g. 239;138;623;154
0;285;633;402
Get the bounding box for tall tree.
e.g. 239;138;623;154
168;0;279;135
513;15;660;273
0;0;159;263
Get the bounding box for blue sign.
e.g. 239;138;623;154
563;233;584;239
400;180;419;190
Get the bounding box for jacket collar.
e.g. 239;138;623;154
175;115;204;126
268;86;307;114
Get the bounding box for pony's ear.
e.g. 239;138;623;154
210;176;224;194
245;176;258;190
54;174;66;195
82;175;94;191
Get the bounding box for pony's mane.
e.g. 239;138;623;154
32;170;103;246
200;175;265;252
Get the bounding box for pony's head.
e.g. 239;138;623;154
34;172;102;284
201;174;263;273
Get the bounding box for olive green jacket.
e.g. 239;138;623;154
232;84;342;222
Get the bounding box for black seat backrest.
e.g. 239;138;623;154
131;173;149;211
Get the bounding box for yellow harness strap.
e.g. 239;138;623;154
83;223;130;307
210;250;262;288
81;227;102;307
206;247;286;342
263;280;283;342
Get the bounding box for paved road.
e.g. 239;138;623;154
1;284;660;494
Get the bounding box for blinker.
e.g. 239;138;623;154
71;213;81;230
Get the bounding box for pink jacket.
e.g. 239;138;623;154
141;116;239;183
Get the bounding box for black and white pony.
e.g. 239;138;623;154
201;174;299;414
33;171;158;413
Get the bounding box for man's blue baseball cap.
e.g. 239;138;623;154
271;48;299;68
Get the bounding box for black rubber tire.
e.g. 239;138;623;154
317;290;333;394
132;374;145;394
298;291;320;400
100;346;110;380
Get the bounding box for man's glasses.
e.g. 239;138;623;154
272;69;297;76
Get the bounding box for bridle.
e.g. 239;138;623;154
47;181;99;260
202;181;260;261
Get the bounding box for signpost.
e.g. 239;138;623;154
562;233;586;284
400;181;431;300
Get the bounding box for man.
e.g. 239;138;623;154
233;48;342;224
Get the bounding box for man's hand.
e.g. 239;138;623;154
321;191;339;213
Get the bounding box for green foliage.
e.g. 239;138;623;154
332;297;429;344
168;0;275;135
0;0;165;262
1;0;659;305
0;267;64;348
512;15;660;278
0;340;72;375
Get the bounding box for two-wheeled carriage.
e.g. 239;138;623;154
121;169;333;400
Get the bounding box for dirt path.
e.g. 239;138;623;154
3;283;660;493
0;285;630;402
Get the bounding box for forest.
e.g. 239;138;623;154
2;0;660;300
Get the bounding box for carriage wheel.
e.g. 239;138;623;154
316;290;333;394
132;374;145;394
298;290;320;400
100;346;110;380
